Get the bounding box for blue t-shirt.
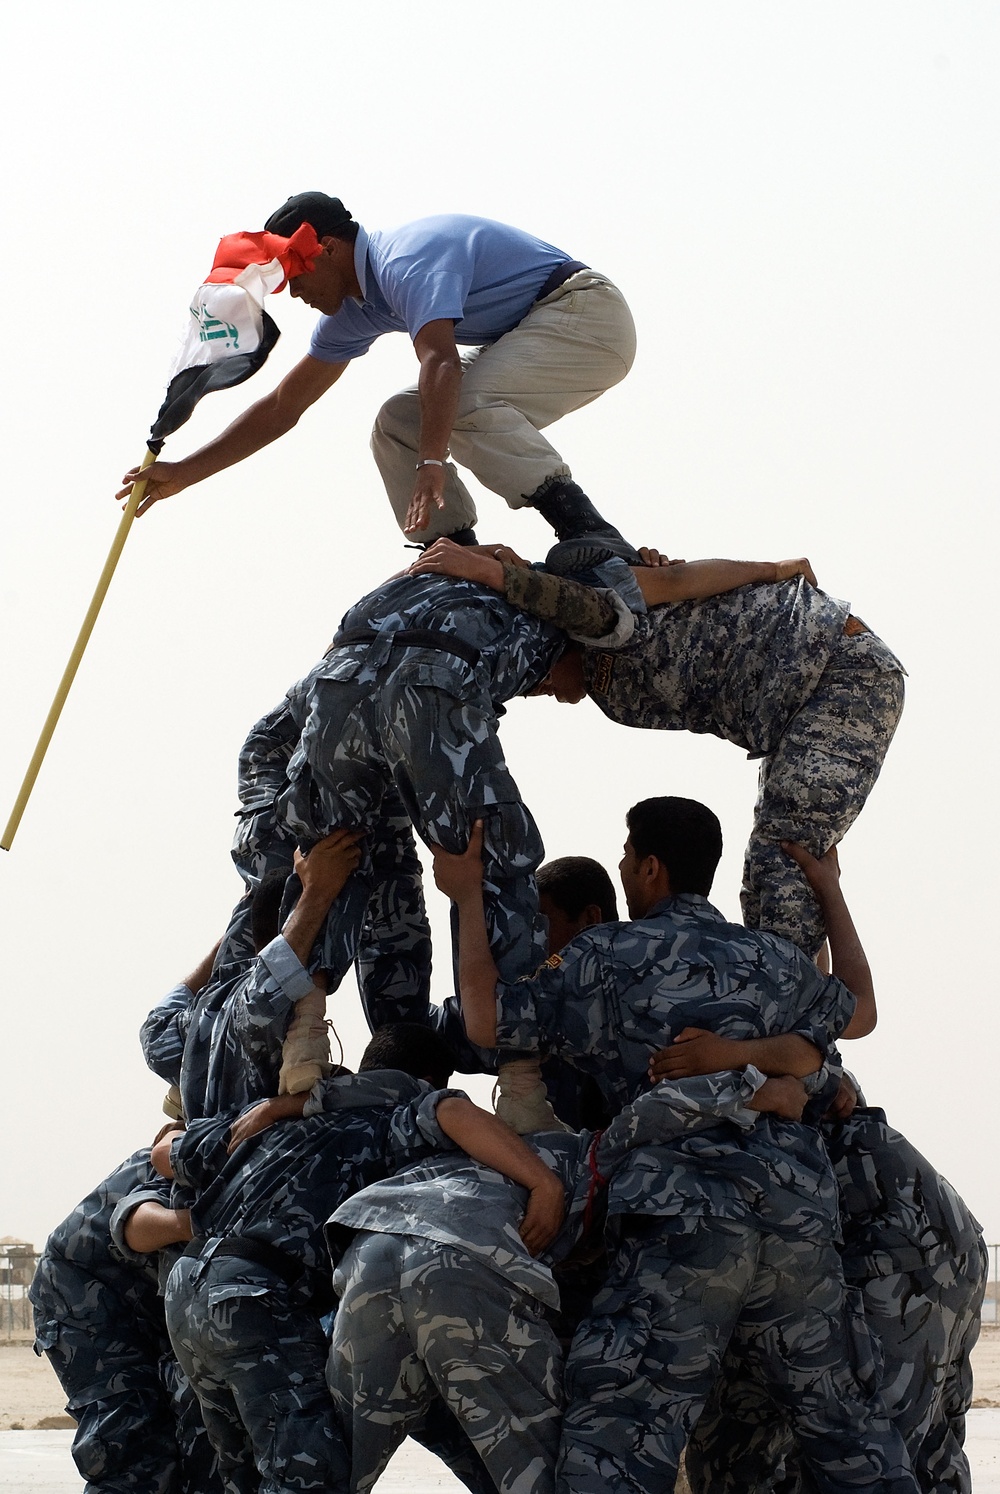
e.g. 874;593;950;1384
309;215;571;361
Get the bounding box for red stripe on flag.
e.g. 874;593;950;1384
205;223;322;292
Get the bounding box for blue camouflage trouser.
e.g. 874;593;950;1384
31;1257;214;1494
741;633;905;956
281;666;547;985
686;1241;988;1494
328;1231;564;1494
165;1254;348;1494
225;696;435;1015
558;1217;919;1494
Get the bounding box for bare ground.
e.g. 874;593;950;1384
3;1327;1000;1432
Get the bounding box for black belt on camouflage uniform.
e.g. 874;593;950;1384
182;1235;303;1288
329;627;481;668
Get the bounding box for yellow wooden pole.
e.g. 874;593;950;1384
1;447;158;850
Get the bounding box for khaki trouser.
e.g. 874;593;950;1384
370;270;636;541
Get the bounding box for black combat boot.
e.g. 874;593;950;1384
526;480;639;562
444;527;479;546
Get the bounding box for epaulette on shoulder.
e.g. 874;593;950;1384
591;654;614;695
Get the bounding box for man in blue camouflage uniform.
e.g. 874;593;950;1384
256;559;640;1097
412;538;904;957
232;702;435;1029
326;1068;808;1494
433;795;919;1494
119;1026;554;1494
29;1148;220;1494
278;568;559;985
140;830;362;1115
684;1077;987;1494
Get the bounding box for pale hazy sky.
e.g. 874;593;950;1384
1;2;998;1249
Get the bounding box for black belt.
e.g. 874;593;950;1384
183;1235;302;1288
535;259;588;303
329;627;481;669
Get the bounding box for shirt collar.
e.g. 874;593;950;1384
646;893;726;922
352;223;370;302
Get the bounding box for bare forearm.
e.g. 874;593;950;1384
181;393;305;484
417;354;463;461
823;893;875;1037
123;1203;192;1254
436;1098;554;1188
282;888;337;967
635;559;779;606
734;1034;822;1076
453;890;500;1047
177;355;346;487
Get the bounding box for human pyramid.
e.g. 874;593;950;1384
32;194;985;1494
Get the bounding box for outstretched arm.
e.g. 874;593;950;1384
434;1096;565;1255
409;541;817;638
782;843;875;1038
635;557;817;606
118;354;347;516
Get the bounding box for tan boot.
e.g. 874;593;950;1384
279;988;332;1094
162;1085;184;1122
494;1057;572;1134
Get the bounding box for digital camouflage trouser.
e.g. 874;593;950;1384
558;1217;919;1494
741;632;905;956
165;1254;348;1494
328;1231;564;1494
686;1241;988;1494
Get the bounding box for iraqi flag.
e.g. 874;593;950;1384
148;223;321;451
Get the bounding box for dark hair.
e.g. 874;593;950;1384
537;857;619;922
250;869;288;954
626;797;723;896
264;191;358;242
359;1024;455;1089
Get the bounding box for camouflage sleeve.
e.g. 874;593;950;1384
387;1087;471;1165
502;564;620;639
231;938;315;1073
171;1114;236;1193
139;983;195;1083
596;1069;767;1178
787;967;857;1052
495;932;616;1059
108;1175;175;1264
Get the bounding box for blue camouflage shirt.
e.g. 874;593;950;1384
327;1070;767;1309
496;895;854;1239
824;1105;983;1278
140;937;316;1121
164;1071;466;1308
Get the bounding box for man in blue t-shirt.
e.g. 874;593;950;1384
121;192;636;552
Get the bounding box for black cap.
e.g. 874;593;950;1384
264;192;353;239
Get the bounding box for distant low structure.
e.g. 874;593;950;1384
1;1237;39;1339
